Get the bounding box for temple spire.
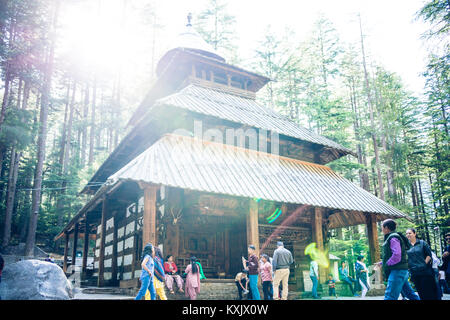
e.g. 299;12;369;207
186;12;192;27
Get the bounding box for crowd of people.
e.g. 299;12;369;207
0;223;448;301
376;219;449;300
238;241;295;300
135;243;204;300
134;241;295;300
134;226;450;301
330;219;450;300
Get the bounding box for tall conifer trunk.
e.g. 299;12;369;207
359;14;384;200
25;0;60;256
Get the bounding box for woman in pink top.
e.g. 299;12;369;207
260;254;273;300
184;256;201;300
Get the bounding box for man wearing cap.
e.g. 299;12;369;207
272;241;294;300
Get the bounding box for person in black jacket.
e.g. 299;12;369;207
0;253;5;300
405;228;439;300
443;233;450;288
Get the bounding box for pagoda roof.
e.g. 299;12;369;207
157;23;226;74
58;133;407;240
107;134;407;224
154;83;355;158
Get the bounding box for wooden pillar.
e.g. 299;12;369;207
82;217;89;277
143;185;158;246
312;207;324;250
71;223;79;271
323;222;330;282
97;196;107;287
246;199;260;256
312;207;327;281
131;216;137;281
111;212;118;285
174;224;180;257
63;232;69;274
224;228;230;275
366;214;381;264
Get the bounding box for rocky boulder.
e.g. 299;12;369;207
0;259;74;300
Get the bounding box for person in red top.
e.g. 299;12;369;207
164;255;184;294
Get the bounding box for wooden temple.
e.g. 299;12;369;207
55;18;407;292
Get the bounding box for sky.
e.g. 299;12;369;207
154;0;430;95
59;0;431;96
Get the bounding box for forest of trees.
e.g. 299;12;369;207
0;0;448;261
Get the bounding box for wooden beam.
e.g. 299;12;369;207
312;207;327;281
131;199;138;280
247;199;260;256
366;213;381;264
97;196;107;287
71;223;79;270
224;228;230;274
313;207;324;251
82;217;89;276
174;224;180;258
63;232;69;274
111;212;119;285
143;185;158;246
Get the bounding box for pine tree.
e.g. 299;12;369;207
195;0;239;63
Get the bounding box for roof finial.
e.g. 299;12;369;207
187;12;192;27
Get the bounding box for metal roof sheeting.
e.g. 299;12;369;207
107;134;406;219
154;84;355;156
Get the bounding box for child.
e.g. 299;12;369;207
235;271;249;300
327;274;337;298
260;254;273;300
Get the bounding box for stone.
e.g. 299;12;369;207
0;259;74;300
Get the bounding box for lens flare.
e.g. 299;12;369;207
266;208;282;223
305;242;329;268
260;204;309;252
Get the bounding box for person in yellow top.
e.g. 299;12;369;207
145;247;167;300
